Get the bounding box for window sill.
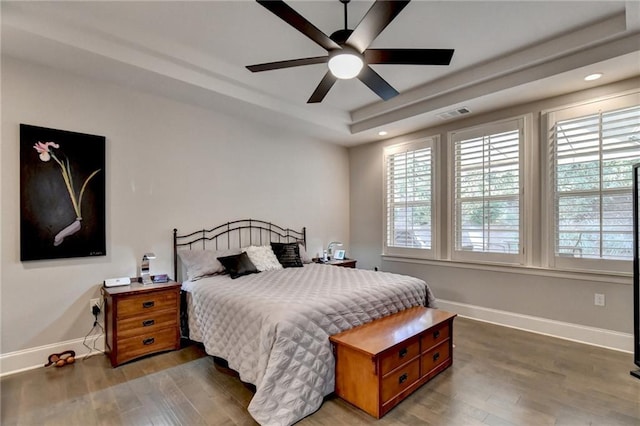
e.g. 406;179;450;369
380;255;632;285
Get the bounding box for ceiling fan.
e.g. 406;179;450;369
246;0;454;104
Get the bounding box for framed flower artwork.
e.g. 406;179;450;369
20;124;106;261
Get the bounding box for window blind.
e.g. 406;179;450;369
453;128;521;255
553;105;640;260
386;146;432;250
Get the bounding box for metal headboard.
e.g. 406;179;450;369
173;219;306;280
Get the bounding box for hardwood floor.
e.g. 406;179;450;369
2;317;639;425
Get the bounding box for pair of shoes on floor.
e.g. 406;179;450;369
44;350;76;367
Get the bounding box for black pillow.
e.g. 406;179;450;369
217;252;259;279
271;242;303;268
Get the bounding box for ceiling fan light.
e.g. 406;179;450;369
328;52;363;79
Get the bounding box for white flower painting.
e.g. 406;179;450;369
20;124;106;261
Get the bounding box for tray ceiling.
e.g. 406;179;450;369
2;1;639;145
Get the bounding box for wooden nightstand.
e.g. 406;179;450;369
329;259;357;268
313;258;357;268
103;281;181;367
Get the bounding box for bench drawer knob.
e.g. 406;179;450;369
398;373;408;384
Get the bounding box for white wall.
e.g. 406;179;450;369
0;57;349;363
349;77;639;347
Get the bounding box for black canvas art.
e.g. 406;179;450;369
20;124;106;261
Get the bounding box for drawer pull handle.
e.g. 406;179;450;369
143;337;155;345
433;330;440;339
399;348;408;358
142;301;155;309
142;319;155;327
433;352;440;362
398;373;408;384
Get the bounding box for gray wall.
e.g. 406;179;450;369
349;77;639;334
1;57;350;355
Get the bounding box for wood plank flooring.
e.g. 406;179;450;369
2;317;639;425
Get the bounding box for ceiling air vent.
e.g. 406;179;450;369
436;107;471;120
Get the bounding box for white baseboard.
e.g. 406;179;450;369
1;302;633;376
437;299;633;353
0;334;105;378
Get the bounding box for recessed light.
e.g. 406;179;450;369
378;131;388;136
584;73;603;81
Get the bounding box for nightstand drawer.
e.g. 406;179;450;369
421;341;450;374
116;327;178;365
381;358;420;403
380;337;420;376
117;310;178;339
117;290;178;318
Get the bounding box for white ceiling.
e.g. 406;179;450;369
2;1;639;146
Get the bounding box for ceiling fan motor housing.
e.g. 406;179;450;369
330;29;354;46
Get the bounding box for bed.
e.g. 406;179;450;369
173;219;436;426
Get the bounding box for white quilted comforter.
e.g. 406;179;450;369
182;263;435;425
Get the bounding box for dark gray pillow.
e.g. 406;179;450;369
270;242;303;268
217;252;259;279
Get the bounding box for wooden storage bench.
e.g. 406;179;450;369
329;306;457;418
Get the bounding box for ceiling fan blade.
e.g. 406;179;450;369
365;48;454;65
257;0;340;51
247;56;328;72
358;65;399;101
347;0;411;53
308;71;337;103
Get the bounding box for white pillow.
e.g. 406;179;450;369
178;248;240;281
243;245;283;271
299;243;312;264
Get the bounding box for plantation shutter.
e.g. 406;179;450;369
385;142;433;252
452;119;523;263
553;104;640;261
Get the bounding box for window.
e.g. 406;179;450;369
549;95;640;272
384;139;435;258
380;92;637;278
450;118;525;264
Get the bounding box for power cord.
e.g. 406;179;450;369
92;304;101;318
83;302;105;359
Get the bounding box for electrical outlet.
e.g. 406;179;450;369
89;298;101;314
594;293;605;307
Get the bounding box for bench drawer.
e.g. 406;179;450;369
421;341;450;375
381;358;420;403
380;337;420;376
421;322;450;352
